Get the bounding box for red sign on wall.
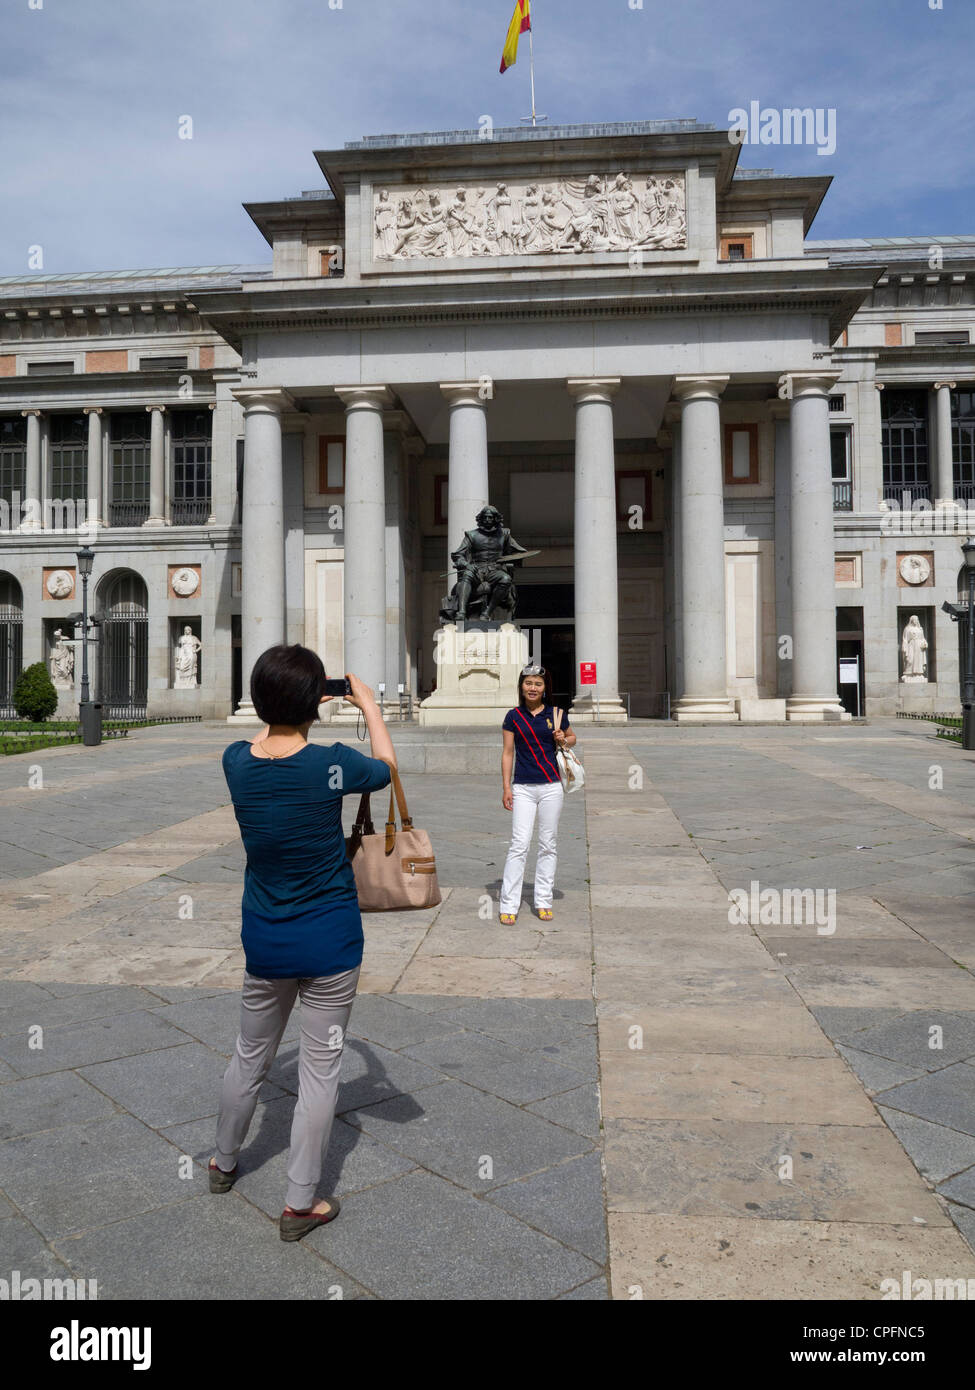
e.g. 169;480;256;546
579;662;597;686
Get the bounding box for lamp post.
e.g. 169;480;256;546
941;536;975;752
75;546;101;746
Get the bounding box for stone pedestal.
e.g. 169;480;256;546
419;622;528;727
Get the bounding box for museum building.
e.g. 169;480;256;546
1;118;973;723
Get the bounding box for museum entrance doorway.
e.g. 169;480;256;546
836;606;865;718
514;580;575;707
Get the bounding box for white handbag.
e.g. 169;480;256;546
552;706;585;793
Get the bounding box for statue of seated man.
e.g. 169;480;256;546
439;505;532;624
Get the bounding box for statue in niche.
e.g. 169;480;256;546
174;626;203;689
900;614;929;682
438;505;537;625
49;629;75;688
374;189;397;258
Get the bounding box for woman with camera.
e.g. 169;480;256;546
211;644;395;1242
499;664;576;924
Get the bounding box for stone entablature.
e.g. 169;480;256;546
373;173;686;261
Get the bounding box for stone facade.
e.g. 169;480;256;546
1;120;973;722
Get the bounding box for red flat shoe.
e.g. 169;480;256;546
279;1198;341;1242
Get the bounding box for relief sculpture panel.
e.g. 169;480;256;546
373;172;686;260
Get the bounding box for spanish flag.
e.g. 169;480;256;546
500;0;531;74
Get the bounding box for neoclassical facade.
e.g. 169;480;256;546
1;119;973;722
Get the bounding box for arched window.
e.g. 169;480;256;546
0;573;24;717
96;570;148;717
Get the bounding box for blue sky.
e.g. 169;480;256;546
1;0;972;275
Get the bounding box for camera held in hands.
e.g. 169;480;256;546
323;678;353;697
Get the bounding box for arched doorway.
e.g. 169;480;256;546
0;573;24;717
97;570;148;718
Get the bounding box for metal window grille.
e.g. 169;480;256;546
882;389;930;504
171;411;212;525
952;390;975;499
0;576;24;717
49;414;88;502
109;413;150;524
97;573;148;718
0;417;27;513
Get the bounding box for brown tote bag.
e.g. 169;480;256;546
345;768;442;912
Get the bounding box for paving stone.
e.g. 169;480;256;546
810;1006;910;1042
270;1035;445;1110
839;1011;975;1072
525;1081;601;1139
485;1151;607;1262
0;1112;197;1238
556;1276;610;1299
388;992;480;1014
301;1168;601;1299
0;980;53;1009
338;993;466;1050
0;1071;117;1142
347;1079;592;1192
936;1167;975;1211
836;1046;926;1095
877;1108;975;1184
148;992;299;1053
77;1042;286;1128
401;1030;588;1104
0;1216;85;1286
434;996;594;1049
53;1193;367;1300
0;1009;190;1078
0;985;164;1038
880;1065;975;1137
950;1203;975;1256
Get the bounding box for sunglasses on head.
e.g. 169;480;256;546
521;665;546;677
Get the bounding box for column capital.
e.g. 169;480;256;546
20;408;42;418
335;385;394;412
779;370;842;400
82;405;103;416
934;380;958;392
145;403;167;414
440;382;490;409
232;387;295;414
567;378;621;405
672;375;729;403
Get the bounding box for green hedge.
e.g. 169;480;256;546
0;733;85;756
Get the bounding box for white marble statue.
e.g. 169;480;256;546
174;626;203;689
49;629;75;689
374;171;687;260
901;614;928;682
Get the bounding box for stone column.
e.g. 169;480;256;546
671;375;736;722
228;389;290;723
19;409;42;532
568;378;627;722
782;370;849;721
934;380;957;505
83;407;103;528
440;383;489;581
335;386;392;699
144;404;167;526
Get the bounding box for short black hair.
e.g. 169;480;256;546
517;666;552;709
250;644;326;726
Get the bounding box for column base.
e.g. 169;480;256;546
143;516;168;528
226;699;262;726
672;697;738;724
568;695;628;724
786;696;852;723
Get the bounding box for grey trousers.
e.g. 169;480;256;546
213;965;360;1211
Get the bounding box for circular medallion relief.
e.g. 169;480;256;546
899;554;931;586
45;569;73;599
171;567;200;597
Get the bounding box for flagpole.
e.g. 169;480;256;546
528;23;537;127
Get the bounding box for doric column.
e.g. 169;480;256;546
782;370;849;721
83;407;103;527
335;386;392;695
934;381;957;505
144;404;167;526
567;378;627;722
19;409;42;532
671;375;736;722
228;389;291;722
440;383;489;581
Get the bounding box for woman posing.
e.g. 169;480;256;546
212;644;395;1242
499;664;577;924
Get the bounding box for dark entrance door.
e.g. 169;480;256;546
836;606;865;717
0;575;24;718
97;572;149;719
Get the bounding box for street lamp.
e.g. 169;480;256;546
75;545;101;746
941;535;975;751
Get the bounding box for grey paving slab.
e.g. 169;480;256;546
275;1036;446;1110
0;1216;84;1284
0;1009;190;1078
0;980;53;1009
525;1083;601;1140
0;1071;116;1142
301;1168;601;1300
77;1042;287;1129
0;1112;196;1239
836;1045;926;1095
347;1079;593;1192
400;1030;589;1104
937;1167;975;1211
557;1275;610;1299
434;996;595;1049
148;992;299;1052
53;1194;369;1300
338;993;466;1050
876;1108;975;1184
389;993;481;1014
485;1151;607;1263
161;1099;418;1214
950;1202;975;1256
531;1030;599;1074
811;1006;911;1041
839;1011;975;1072
879;1065;975;1137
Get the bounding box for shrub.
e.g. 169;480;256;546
12;662;59;722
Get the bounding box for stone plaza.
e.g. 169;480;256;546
1;718;974;1300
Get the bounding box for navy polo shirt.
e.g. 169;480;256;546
502;704;569;785
222;740;392;979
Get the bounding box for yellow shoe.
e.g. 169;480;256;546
499;913;517;925
537;908;554;921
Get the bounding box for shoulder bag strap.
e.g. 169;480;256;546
384;767;413;854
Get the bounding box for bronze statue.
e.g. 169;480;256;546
439;505;537;624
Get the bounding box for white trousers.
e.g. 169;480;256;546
500;780;565;913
